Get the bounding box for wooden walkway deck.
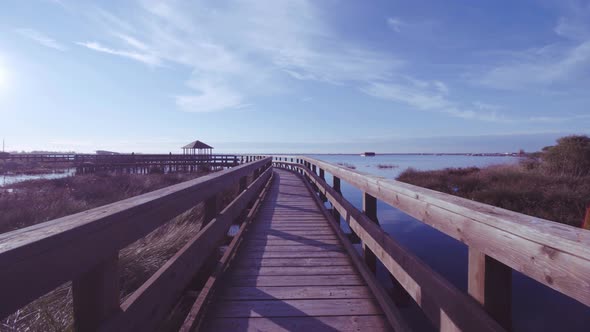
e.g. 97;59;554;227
201;169;390;331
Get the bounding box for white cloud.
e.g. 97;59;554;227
528;114;590;123
175;80;247;113
477;14;590;90
478;41;590;90
16;28;66;51
76;41;161;66
363;80;506;122
73;1;499;120
387;17;404;32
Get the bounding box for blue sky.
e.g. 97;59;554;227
0;0;589;153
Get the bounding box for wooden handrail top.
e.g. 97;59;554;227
291;157;590;259
273;158;590;308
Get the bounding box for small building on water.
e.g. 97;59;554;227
182;140;214;156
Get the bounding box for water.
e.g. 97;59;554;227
0;169;75;187
309;154;590;332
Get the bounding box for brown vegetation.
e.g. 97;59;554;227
336;162;356;169
376;164;398;169
397;135;590;227
0;171;236;331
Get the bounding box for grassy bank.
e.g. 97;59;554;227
397;164;590;227
0;171;238;331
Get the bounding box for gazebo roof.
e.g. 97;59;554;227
182;140;213;149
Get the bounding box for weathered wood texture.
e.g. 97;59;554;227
199;169;393;332
295;156;590;310
274;160;504;332
0;157;272;327
180;171;275;332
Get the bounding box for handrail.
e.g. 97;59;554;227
273;159;503;331
0;157;272;330
273;156;590;330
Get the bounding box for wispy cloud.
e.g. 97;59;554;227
72;1;505;120
175;80;247;113
363;79;506;122
387;17;404;32
16;28;66;51
528;114;590;123
476;13;590;91
76;41;161;66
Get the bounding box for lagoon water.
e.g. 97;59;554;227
0;169;74;187
310;154;589;332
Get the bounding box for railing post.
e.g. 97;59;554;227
319;168;327;202
362;193;378;274
73;253;120;331
203;194;219;227
468;249;512;330
332;176;341;221
239;176;248;193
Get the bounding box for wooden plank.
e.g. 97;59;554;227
209;299;382;317
230;266;356;276
241;251;348;259
246;234;338;241
299;157;590;308
233;257;352;268
202;315;390;332
250;230;335;236
217;286;373;300
250;226;333;231
226;275;365;287
0;157;272;319
245;238;341;246
243;244;343;252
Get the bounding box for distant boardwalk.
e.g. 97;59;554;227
3;153;262;173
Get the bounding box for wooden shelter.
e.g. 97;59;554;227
182;140;213;156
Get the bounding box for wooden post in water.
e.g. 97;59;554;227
362;193;378;274
468;249;512;330
72;253;120;331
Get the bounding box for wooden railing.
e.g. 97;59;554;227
272;156;590;331
0;157;272;331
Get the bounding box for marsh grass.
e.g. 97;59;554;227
0;171;238;332
376;164;399;169
397;164;590;227
336;162;356;169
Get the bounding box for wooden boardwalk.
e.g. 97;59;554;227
201;169;390;331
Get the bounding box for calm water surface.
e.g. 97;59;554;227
309;154;589;332
0;169;74;187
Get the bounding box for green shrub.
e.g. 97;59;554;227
542;135;590;177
